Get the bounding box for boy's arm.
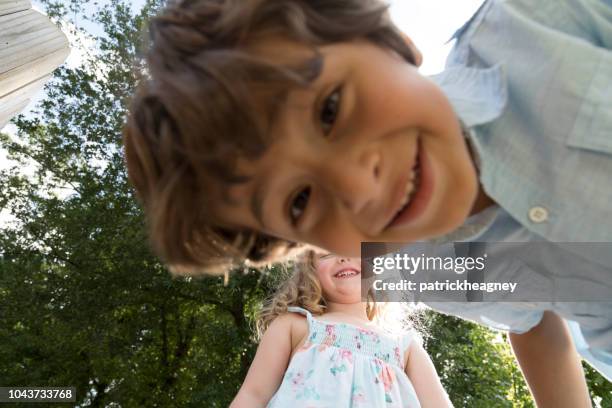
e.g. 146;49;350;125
230;314;295;408
405;341;454;408
509;311;592;408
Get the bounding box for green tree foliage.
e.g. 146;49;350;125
584;363;612;407
0;0;265;406
418;311;533;407
0;0;609;407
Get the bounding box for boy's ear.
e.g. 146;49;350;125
400;32;423;67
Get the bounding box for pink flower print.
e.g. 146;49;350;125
380;365;396;393
357;327;372;336
322;324;337;347
316;325;336;352
373;359;396;394
394;346;401;365
297;340;312;353
339;349;353;363
357;327;382;346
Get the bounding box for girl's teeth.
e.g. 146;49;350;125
336;271;357;278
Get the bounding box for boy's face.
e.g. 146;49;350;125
213;38;478;257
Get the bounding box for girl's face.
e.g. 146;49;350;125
314;254;362;304
213;38;478;257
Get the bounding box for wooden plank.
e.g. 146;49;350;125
0;8;69;97
0;47;68;98
1;29;69;71
0;10;69;69
0;7;45;34
0;2;69;127
0;99;28;130
0;0;31;17
0;73;50;110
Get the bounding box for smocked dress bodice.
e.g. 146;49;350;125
267;307;421;407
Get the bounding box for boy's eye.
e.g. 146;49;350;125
289;187;311;225
319;87;342;135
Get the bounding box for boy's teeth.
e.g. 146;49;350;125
400;165;422;210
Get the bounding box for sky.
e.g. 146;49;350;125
388;0;484;74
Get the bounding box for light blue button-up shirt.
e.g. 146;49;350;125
435;0;612;242
425;0;612;380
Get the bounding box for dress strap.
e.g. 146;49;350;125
286;306;314;322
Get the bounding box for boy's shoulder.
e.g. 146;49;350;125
442;0;612;242
449;0;612;66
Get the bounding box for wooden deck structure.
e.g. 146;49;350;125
0;0;70;130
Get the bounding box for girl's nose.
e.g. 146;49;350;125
337;257;350;264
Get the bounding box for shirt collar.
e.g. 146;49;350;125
428;64;508;128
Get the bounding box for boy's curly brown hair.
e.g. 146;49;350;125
123;0;417;275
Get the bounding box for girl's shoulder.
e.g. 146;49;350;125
277;310;310;353
400;329;423;369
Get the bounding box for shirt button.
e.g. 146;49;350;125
528;206;548;223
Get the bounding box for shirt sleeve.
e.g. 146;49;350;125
426;302;545;334
480;306;544;334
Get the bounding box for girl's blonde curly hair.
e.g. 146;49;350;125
256;250;379;339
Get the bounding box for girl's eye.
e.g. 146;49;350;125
320;87;342;135
289;187;311;225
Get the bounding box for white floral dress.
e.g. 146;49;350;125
267;307;421;407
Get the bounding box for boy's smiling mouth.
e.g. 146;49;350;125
385;138;434;230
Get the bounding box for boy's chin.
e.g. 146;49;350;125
433;211;472;238
410;216;470;242
419;185;480;240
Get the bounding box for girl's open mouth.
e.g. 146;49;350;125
387;140;434;229
333;269;360;279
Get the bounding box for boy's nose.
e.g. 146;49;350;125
321;149;381;216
